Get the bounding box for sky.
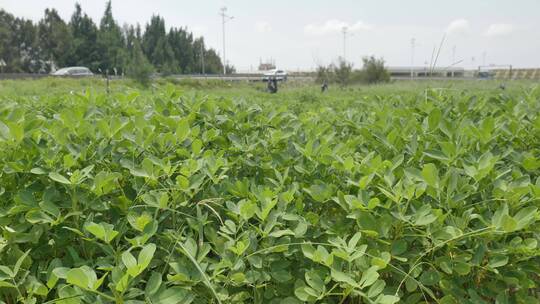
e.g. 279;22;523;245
2;0;539;71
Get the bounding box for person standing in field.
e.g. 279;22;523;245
267;77;275;93
321;80;328;93
267;77;278;93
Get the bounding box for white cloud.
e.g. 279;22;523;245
446;19;470;35
255;21;272;33
349;21;373;32
485;23;514;37
304;19;373;35
190;26;207;37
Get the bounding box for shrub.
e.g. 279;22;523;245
360;56;390;84
125;41;154;86
225;64;236;74
316;56;390;86
334;58;353;87
316;64;334;84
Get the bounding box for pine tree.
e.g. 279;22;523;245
69;3;99;70
0;11;41;72
203;48;224;74
142;15;166;66
168;27;194;73
37;8;72;71
126;40;153;86
152;36;178;74
1;6;227;75
97;1;126;74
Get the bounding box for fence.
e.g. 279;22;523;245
494;69;540;80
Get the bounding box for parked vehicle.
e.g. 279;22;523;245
51;67;94;77
262;69;287;81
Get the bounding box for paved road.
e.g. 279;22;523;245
0;73;315;82
166;74;314;82
1;73;490;82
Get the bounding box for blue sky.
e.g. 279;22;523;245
2;0;539;70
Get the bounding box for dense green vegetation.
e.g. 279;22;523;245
0;2;224;75
0;79;539;303
316;56;390;86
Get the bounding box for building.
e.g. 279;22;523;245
258;58;276;71
387;66;465;78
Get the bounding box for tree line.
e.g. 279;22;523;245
316;56;390;86
0;1;225;75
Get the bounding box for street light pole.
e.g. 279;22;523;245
342;26;347;61
201;40;205;75
452;45;456;78
220;7;233;75
410;38;416;79
341;27;354;62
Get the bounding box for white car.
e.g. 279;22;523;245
51;67;94;77
263;69;288;81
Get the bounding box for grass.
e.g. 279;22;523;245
1;76;536;99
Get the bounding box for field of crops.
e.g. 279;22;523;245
1;79;540;303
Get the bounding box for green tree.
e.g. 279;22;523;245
126;40;153;86
201;48;223;74
152;36;178;74
0;11;41;72
1;6;227;75
361;56;390;84
123;24;137;55
0;10;12;69
225;64;236;74
68;3;100;71
168;27;194;73
37;8;72;71
315;64;334;84
142;15;166;66
334;57;353;87
97;1;126;74
13;18;41;72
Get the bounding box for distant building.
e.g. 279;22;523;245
258;58;276;71
387;66;465;78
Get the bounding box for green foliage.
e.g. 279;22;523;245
96;1;127;74
37;8;72;71
126;40;153;86
315;58;352;86
0;82;540;303
360;56;390;84
0;4;225;75
315;64;334;84
317;56;390;86
334;58;353;86
67;4;100;71
0;10;42;73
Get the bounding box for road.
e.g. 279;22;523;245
165;74;314;82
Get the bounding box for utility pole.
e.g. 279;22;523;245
342;27;347;61
220;7;234;74
341;27;353;62
200;40;205;75
452;45;456;78
410;38;416;79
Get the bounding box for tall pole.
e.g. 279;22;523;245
342;26;347;61
221;7;226;75
201;40;205;75
410;38;415;79
452;45;456;78
219;7;233;75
